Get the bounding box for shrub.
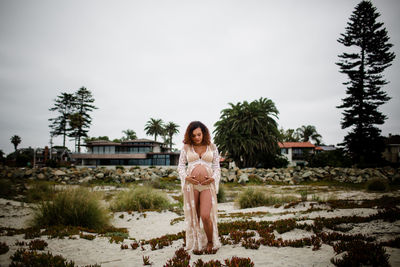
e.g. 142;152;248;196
0;242;9;254
237;188;297;209
217;184;226;203
366;178;389;192
299;190;308;201
25;181;57;202
0;179;15;198
110;186;171;212
30;188;110;230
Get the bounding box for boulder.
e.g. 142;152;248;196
238;173;249;184
96;172;105;179
53;170;66;176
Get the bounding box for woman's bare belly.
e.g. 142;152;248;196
191;165;208;184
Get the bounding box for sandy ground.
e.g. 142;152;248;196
1;187;400;267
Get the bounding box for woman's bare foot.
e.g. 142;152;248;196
206;241;213;253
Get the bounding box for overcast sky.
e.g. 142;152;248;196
0;0;399;154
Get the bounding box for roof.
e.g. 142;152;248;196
86;140;120;146
385;135;400;145
121;138;163;144
278;142;316;148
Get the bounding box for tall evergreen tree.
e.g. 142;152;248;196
336;0;395;165
71;87;97;152
49;93;75;148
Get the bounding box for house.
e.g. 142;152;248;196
279;142;317;167
71;139;180;166
383;134;400;163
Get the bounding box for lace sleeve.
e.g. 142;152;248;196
211;146;221;193
177;148;187;191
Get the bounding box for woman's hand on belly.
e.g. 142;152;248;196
185;175;200;185
200;176;215;185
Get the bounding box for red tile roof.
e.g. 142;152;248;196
278;142;316;148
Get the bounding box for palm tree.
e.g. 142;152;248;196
296;125;322;145
214;97;281;168
10;135;22;152
122;129;137;141
164;122;180;150
144;118;165;142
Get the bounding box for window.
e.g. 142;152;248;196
281;148;288;154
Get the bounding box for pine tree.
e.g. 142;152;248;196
71;87;97;152
49;93;76;148
336;0;395;165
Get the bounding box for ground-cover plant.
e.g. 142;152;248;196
9;248;101;267
28;239;48;250
110;186;171;212
30;187;110;230
0;241;9;254
164;247;191;267
237;188;298;209
331;240;390;267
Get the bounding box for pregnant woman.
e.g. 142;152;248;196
178;121;221;252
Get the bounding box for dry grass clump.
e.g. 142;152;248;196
110;186;171;212
30;188;110;230
25;181;57;202
237;188;298;209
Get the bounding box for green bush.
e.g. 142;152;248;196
25;181;57;202
0;242;9;255
110;186;171;212
0;179;14;198
307;149;352;167
366;178;389;192
237;188;297;209
217;184;226;203
30;188;110;230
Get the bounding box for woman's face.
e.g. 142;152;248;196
191;127;203;145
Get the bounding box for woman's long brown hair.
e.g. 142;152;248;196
183;121;211;145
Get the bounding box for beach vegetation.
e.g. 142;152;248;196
237;188;298;209
110;186;171;212
30;187;110;230
25;181;57;202
0;242;9;254
366;178;389;192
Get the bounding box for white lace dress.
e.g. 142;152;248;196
177;144;221;251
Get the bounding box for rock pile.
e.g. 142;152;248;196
0;165;399;185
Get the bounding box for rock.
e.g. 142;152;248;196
302;171;313;178
238;173;249;184
53;170;66;176
79;176;94;183
37;173;45;179
96;172;105;179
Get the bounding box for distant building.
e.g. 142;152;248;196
71;139;180;166
383;134;400;163
279;142;317;167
